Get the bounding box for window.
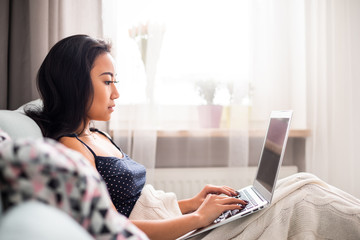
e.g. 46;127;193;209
103;0;252;108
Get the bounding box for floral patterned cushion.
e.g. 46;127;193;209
0;136;148;240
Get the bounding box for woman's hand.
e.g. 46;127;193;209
178;184;241;214
193;194;247;228
194;185;238;207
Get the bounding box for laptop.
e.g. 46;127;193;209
179;110;293;240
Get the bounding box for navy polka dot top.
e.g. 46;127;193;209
66;129;146;217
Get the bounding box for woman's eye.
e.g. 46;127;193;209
104;80;119;85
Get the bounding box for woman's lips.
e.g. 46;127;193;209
108;105;115;112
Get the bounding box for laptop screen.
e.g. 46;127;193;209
255;116;291;193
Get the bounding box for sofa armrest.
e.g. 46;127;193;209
0;110;42;140
0;201;94;240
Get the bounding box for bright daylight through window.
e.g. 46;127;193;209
103;0;252;107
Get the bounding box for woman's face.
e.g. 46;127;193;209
88;52;119;122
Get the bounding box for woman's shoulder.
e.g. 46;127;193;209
59;136;97;168
59;136;84;152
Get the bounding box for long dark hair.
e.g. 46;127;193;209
25;34;111;139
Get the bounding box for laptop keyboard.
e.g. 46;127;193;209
213;189;257;224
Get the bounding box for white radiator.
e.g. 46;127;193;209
147;166;298;200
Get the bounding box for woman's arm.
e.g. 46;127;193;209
132;214;201;240
133;194;246;240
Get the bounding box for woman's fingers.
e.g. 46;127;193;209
204;194;247;210
223;186;238;196
215;194;247;206
195;194;248;227
204;184;238;196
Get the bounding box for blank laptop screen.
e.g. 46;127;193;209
255;117;290;192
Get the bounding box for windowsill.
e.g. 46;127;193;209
156;129;311;138
110;128;311;138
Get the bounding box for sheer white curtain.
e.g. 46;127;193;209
249;0;306;128
248;0;360;198
305;0;360;198
102;1;157;175
102;0;360;198
102;0;251;176
101;0;306;168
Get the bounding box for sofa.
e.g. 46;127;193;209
0;101;148;240
0;101;95;239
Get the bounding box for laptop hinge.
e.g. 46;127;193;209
252;187;266;203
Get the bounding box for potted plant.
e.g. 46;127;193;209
195;79;223;128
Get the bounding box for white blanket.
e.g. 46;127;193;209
129;173;360;239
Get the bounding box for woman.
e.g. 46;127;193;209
26;34;247;240
26;35;360;240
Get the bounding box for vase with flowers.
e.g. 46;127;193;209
195;79;223;128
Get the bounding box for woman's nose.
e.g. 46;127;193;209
111;83;120;100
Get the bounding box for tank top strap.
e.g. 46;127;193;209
61;133;97;158
90;128;123;153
